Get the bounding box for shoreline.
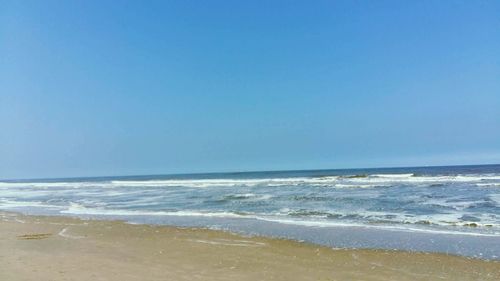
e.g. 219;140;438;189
1;211;499;280
7;207;499;260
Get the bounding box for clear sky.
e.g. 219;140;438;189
1;1;499;179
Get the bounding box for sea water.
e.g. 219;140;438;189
1;164;500;259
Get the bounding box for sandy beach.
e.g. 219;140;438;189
0;211;498;281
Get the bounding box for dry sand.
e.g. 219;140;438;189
1;211;498;281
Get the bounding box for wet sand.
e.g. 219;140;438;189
1;212;498;281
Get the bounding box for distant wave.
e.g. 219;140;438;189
2;173;500;189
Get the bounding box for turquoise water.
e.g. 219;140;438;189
1;164;500;259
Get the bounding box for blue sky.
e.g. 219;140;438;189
1;1;499;179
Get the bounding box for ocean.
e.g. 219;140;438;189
1;164;500;259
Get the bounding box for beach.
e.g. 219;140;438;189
2;167;500;260
3;0;498;279
1;211;499;281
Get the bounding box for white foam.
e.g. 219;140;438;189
373;173;415;178
490;194;500;204
422;198;489;211
186;238;266;247
254;217;500;237
334;184;377;188
0;199;63;210
60;203;246;219
110;177;341;188
477;183;500;187
0;182;104;189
